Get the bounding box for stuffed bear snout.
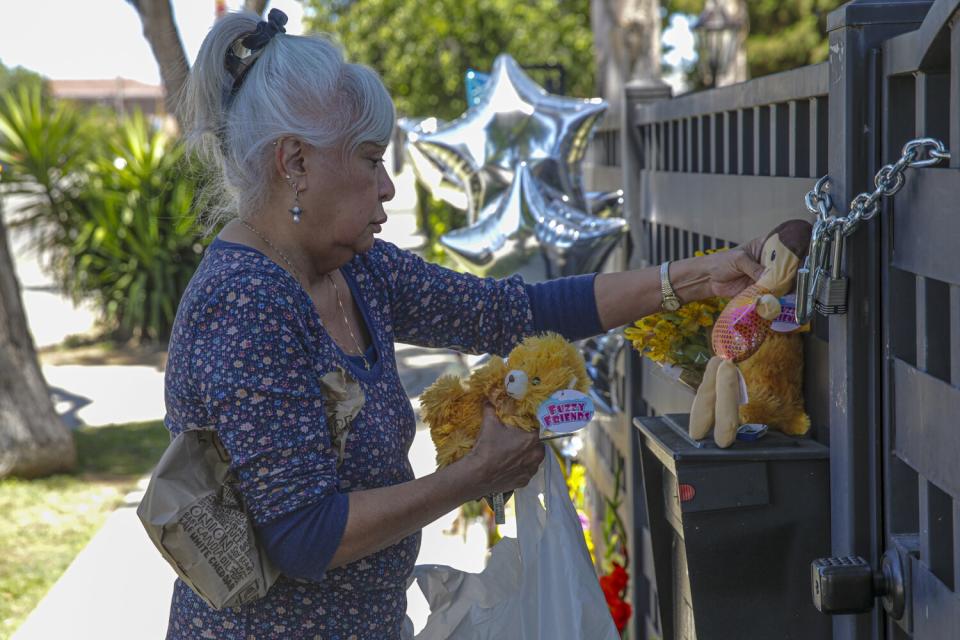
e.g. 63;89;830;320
505;370;529;399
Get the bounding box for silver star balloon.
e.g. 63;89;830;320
439;164;627;278
535;191;628;278
405;54;627;279
397;116;469;210
399;115;482;220
585;189;625;219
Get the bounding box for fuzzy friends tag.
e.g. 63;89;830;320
537;389;595;440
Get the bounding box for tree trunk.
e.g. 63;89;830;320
0;212;76;479
128;0;191;129
715;0;749;87
590;0;664;110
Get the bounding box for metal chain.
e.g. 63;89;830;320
795;138;950;324
804;137;951;238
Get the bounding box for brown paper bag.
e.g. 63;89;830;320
136;429;280;610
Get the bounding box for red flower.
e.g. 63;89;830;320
610;598;632;632
599;575;619;602
599;563;632;633
608;562;628;593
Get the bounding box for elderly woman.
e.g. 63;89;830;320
165;9;766;640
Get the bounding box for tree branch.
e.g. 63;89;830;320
244;0;270;15
127;0;190;130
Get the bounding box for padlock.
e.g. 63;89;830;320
796;220;827;325
814;227;849;315
795;257;813;325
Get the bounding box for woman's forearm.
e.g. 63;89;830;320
593;256;715;331
328;455;486;569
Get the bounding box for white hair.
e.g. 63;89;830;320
179;11;395;231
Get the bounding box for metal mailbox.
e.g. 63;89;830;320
634;413;832;640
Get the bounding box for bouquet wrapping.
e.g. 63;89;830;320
624;297;726;390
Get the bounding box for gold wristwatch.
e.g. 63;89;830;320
660;262;681;311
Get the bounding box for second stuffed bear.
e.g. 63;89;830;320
420;332;590;468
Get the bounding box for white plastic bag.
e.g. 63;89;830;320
413;452;620;640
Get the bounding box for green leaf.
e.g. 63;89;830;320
302;0;594;122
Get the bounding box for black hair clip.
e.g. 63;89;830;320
242;8;287;50
224;8;288;100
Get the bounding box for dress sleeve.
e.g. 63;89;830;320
188;271;342;527
256;492;349;582
369;240;534;357
524;274;603;340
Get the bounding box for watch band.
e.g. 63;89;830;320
660;261;681;311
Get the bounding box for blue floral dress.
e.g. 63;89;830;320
163;238;534;639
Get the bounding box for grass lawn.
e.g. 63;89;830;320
0;420;169;640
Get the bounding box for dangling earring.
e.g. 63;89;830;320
286;175;303;223
290;189;303;223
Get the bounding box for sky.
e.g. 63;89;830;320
663;14;697;92
0;0;306;84
0;1;695;92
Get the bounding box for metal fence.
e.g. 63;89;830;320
581;1;960;638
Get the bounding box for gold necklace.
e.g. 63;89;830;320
325;272;372;371
240;219;302;282
239;220;372;370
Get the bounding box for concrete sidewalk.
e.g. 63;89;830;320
13;342;489;640
11;168;494;639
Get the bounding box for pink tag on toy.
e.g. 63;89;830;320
771;294;801;333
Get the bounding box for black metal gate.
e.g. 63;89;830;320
877;1;960;637
581;1;960;638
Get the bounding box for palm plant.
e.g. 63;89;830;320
0;88;204;342
72;113;203;341
0;86;103;266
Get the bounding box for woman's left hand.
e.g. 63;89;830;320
700;242;766;299
595;234;768;330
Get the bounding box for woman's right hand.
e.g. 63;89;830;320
463;404;545;497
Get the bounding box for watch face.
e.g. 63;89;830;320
664;298;681;312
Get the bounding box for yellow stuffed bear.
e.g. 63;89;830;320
420;332;590;468
738;331;810;437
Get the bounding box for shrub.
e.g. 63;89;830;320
0;86;105;256
71;114;203;341
0;88;204;342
